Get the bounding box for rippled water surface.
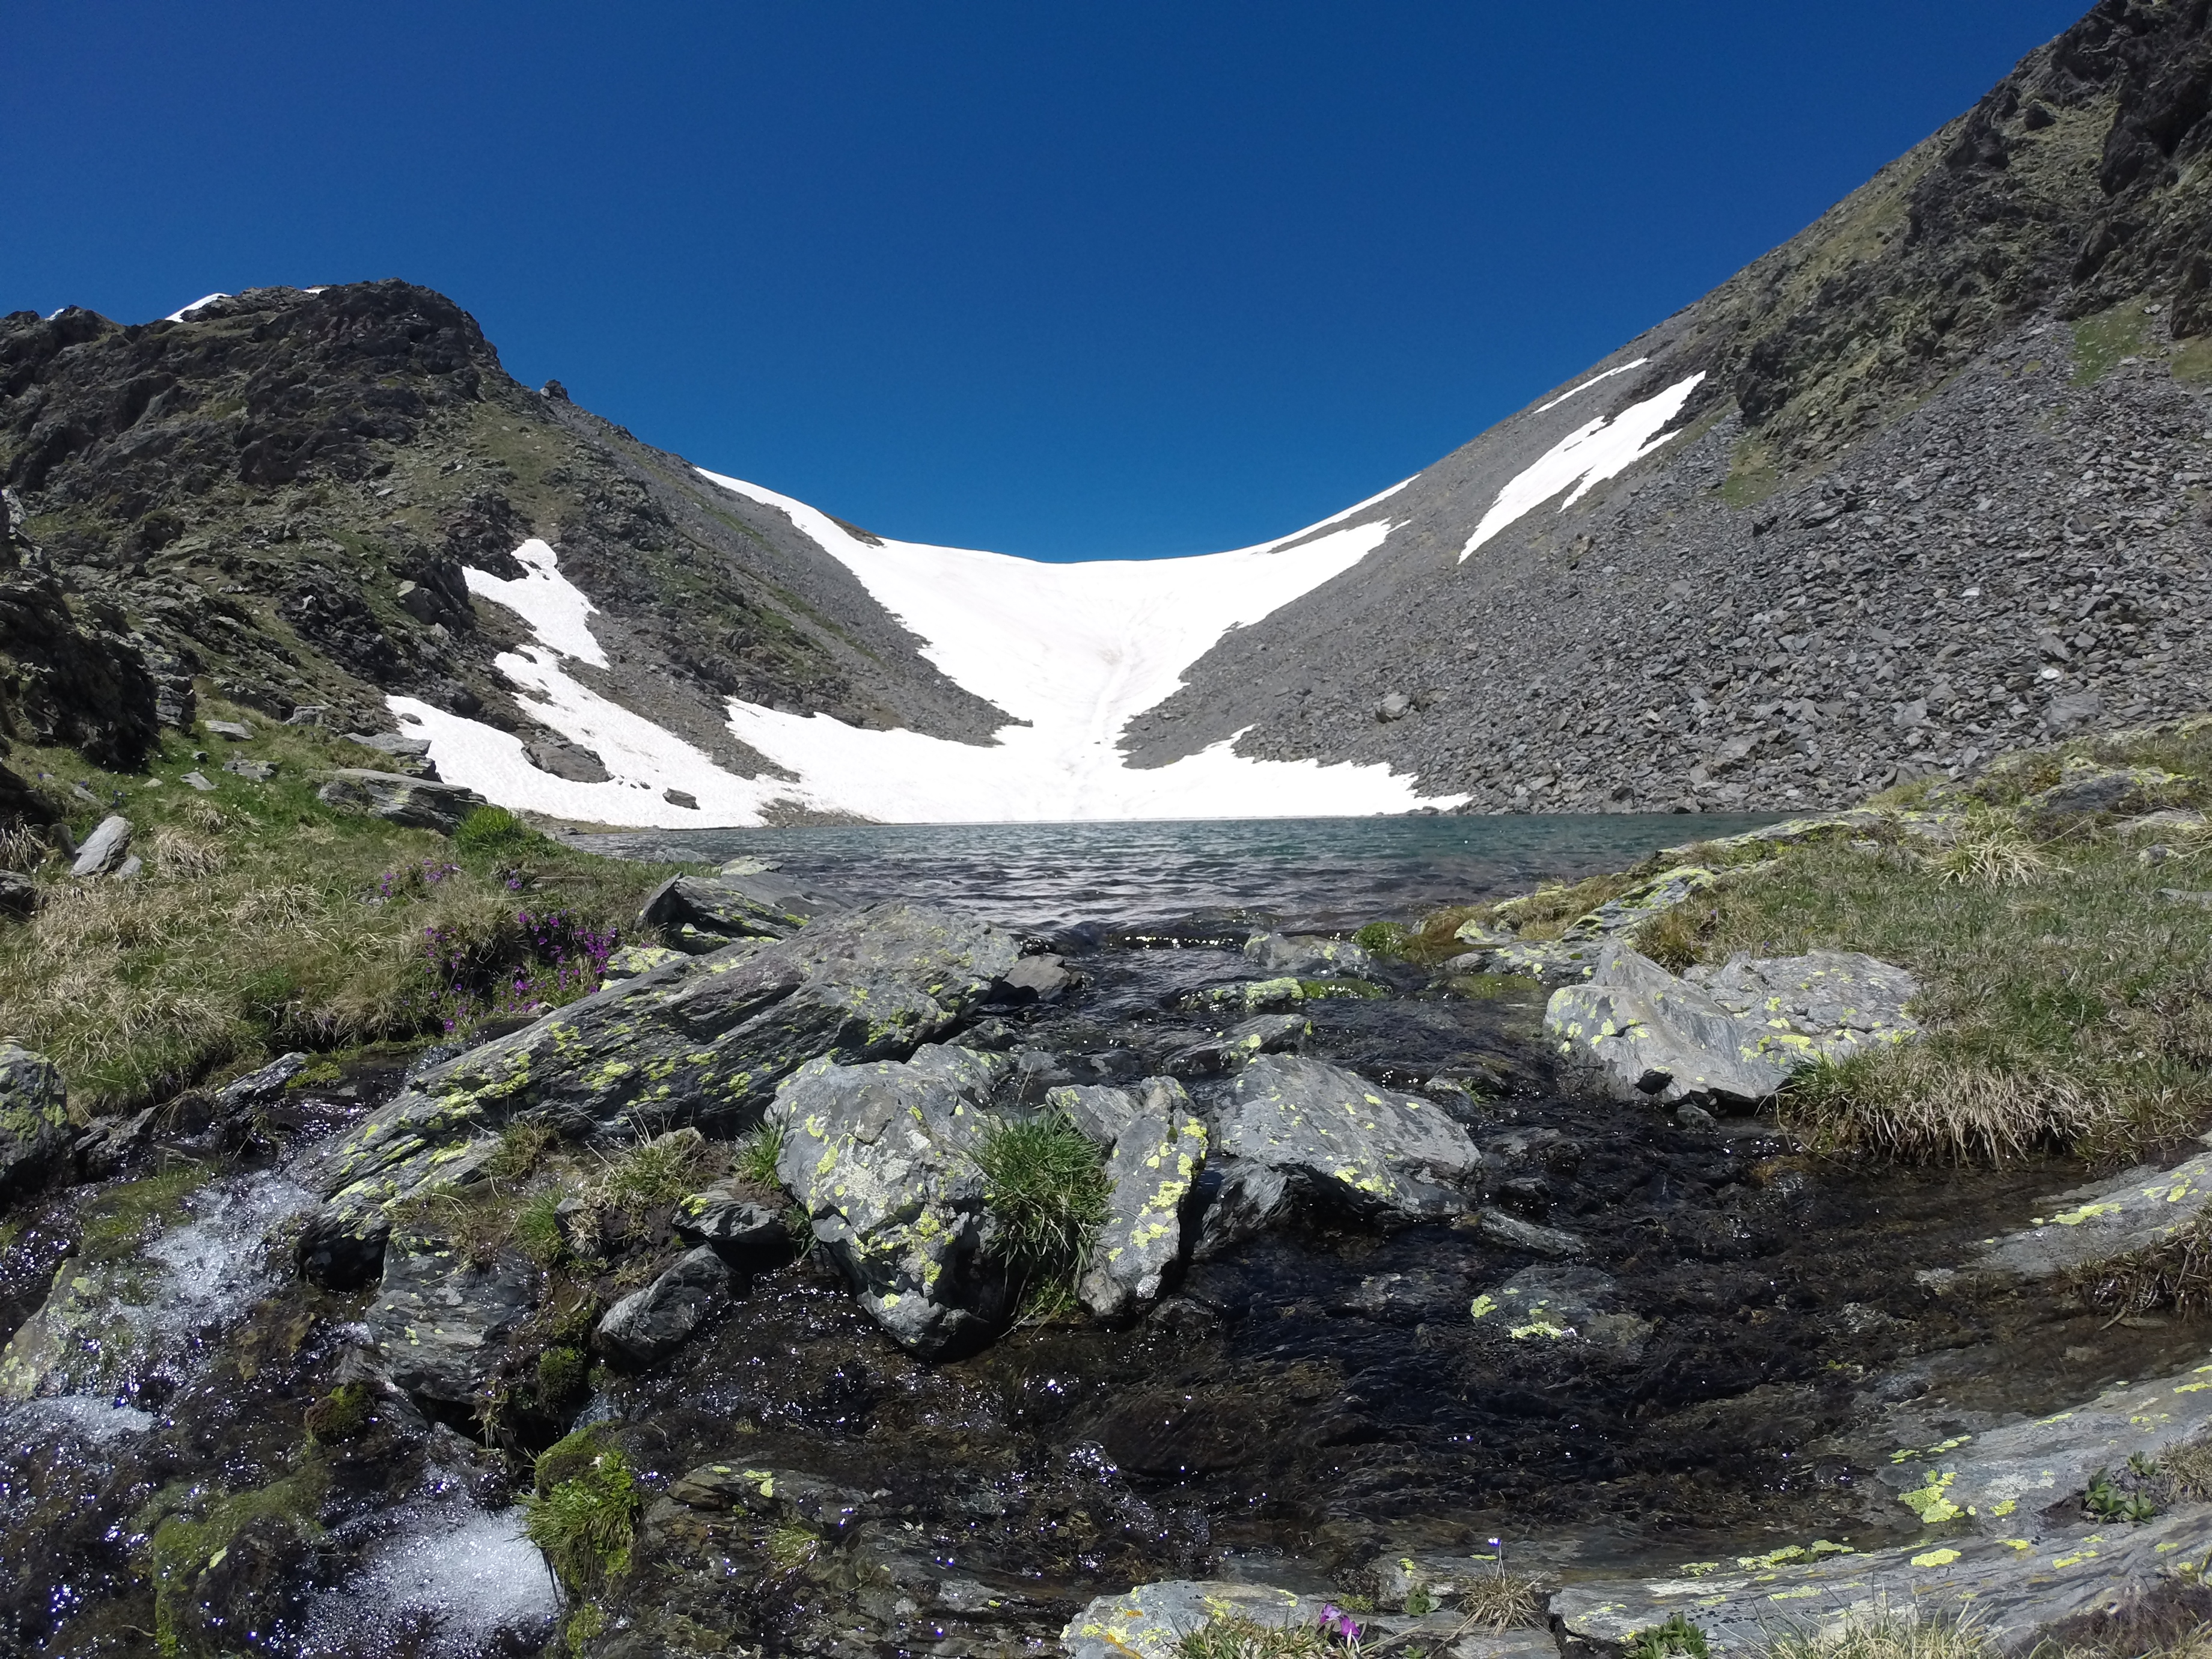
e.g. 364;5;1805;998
570;812;1788;932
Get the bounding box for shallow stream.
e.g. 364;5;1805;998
1;813;2202;1656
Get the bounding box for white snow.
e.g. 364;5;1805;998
462;539;607;666
1535;356;1650;414
163;292;228;322
398;484;1458;825
1460;371;1706;559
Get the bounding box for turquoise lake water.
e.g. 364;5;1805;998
572;812;1785;933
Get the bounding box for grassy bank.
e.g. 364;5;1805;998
0;707;675;1113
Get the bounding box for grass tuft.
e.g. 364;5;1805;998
2074;1201;2212;1318
524;1426;640;1593
736;1121;786;1188
1782;1047;2104;1166
971;1113;1110;1313
1458;1571;1546;1631
1759;1610;1991;1659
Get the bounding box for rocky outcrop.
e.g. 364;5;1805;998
637;870;834;952
0;1043;70;1198
594;1245;732;1367
298;903;1023;1285
316;769;489;832
1048;1078;1209;1321
1207;1054;1483;1234
2021;759;2198;831
768;1045;1012;1357
1545;944;1919;1110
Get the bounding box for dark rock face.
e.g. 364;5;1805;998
365;1234;537;1409
0;1044;71;1199
595;1245;732;1367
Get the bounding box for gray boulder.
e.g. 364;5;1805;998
299;903;1023;1283
70;814;132;877
1211;1054;1482;1226
673;1182;788;1254
996;953;1074;1003
768;1045;1012;1357
1969;1152;2212;1282
1046;1078;1209;1321
1446;939;1609;987
0;1044;71;1197
1557;865;1717;941
595;1245;732;1367
1544;944;1917;1110
316;769;487;831
1474;1211;1590;1261
1242;932;1373;977
0;870;37;919
366;1235;537;1408
1166;1011;1309;1078
638;872;833;952
204;719;252;740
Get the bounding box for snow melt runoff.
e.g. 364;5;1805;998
391;484;1465;826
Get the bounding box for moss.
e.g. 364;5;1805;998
302;1381;374;1443
1352;921;1408;958
536;1344;589;1407
524;1426;640;1593
139;1467;328;1656
78;1161;216;1262
1297;977;1388;1001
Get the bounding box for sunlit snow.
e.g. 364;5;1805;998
1461;371;1706;559
397;484;1461;825
163;293;228;322
1534;356;1650;414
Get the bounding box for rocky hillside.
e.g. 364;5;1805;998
1141;0;2212;812
3;0;2209;823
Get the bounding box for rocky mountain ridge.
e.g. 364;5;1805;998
2;0;2208;822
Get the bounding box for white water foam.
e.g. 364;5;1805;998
302;1502;559;1655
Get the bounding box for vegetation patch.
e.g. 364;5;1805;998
971;1112;1109;1315
524;1425;640;1593
2074;1202;2212;1318
137;1467;328;1657
2071;299;2153;385
78;1160;216;1262
1628;1613;1711;1659
1759;1610;1992;1659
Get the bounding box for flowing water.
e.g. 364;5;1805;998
1;812;2197;1656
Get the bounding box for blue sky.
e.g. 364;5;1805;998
9;1;2088;560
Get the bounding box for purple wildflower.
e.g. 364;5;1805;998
1318;1603;1364;1646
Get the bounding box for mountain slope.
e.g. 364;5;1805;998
3;0;2208;825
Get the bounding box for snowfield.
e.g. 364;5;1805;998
390;488;1464;825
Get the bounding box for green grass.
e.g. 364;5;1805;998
2175;335;2212;385
735;1120;786;1187
971;1113;1110;1312
1640;831;2212;1163
524;1426;640;1593
0;707;674;1111
1174;1612;1346;1659
1629;1614;1711;1659
2072;299;2154;385
1759;1612;1991;1659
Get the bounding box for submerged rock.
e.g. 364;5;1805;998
316;768;487;831
1209;1053;1482;1227
1165;1010;1310;1078
768;1045;1012;1357
1469;1264;1648;1352
1970;1152;2212;1281
1545;944;1917;1110
299;903;1022;1280
1063;1580;1513;1659
596;1245;732;1367
1242;931;1373;977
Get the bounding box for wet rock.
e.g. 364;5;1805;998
1546;944;1917;1111
1055;1078;1209;1321
1211;1053;1483;1226
1469;1264;1647;1351
1553;1506;2212;1655
995;952;1074;1004
71;1105;154;1180
68;813;131;877
365;1235;536;1410
1971;1153;2212;1281
1473;1211;1589;1260
1165;1010;1309;1078
215;1051;310;1113
316;768;486;830
672;1181;787;1254
0;1044;71;1197
1064;1581;1511;1659
665;1462;870;1530
1447;938;1607;987
1184;976;1310;1013
768;1044;1013;1357
1243;931;1373;977
1331;1266;1470;1322
596;1245;731;1367
301;904;1022;1264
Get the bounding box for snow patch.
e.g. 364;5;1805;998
163;292;228;322
403;493;1457;823
1461;372;1706;559
1535;357;1651;414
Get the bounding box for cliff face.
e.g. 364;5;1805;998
5;0;2209;822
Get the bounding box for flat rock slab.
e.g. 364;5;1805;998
1062;1580;1551;1659
366;1235;536;1408
1970;1153;2212;1280
1552;1507;2212;1654
1871;1358;2212;1536
316;768;486;831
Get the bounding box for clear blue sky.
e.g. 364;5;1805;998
8;1;2088;560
